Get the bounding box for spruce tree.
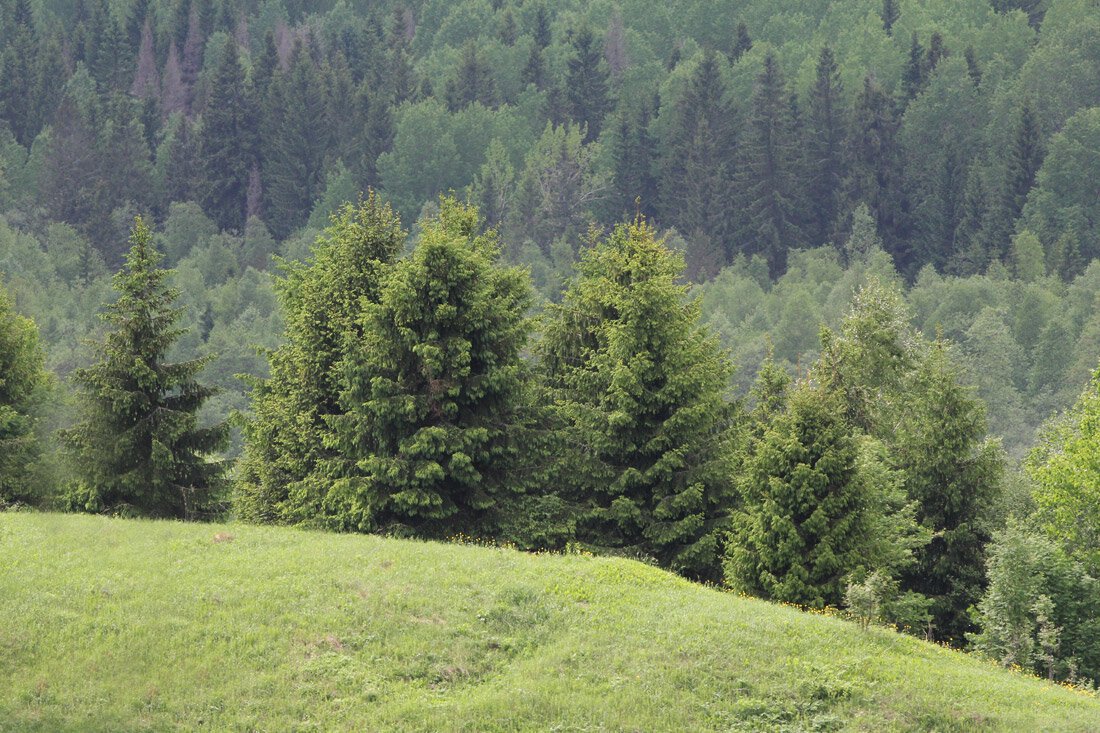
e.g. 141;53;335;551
894;340;1004;644
737;53;806;276
63;218;228;518
729;22;752;62
0;281;49;506
805;46;849;248
727;382;877;607
264;41;330;238
566;26;612;142
325;198;534;537
540;218;740;580
236;194;403;524
659;50;736;271
882;0;900;36
983;105;1043;264
901;33;926;102
200;40;254;232
444;42;496;111
610;101;657;220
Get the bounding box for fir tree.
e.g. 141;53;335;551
63;218;228;518
882;0;900;36
521;42;547;89
540;219;740;580
901;33;926;102
236;194;403;525
566;26;612;142
532;3;552;49
0;0;37;145
199;40;254;232
610;101;657;220
325;199;534;537
729;21;752;62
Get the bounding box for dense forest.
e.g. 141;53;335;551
4;0;1100;690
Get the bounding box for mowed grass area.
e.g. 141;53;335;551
1;513;1097;732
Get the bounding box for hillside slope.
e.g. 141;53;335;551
1;513;1097;732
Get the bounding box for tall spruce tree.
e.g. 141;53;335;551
200;40;254;232
983;104;1043;265
737;53;806;276
805;46;849;248
894;340;1004;644
236;194;403;525
63;218;228;518
539;218;740;580
444;42;496;111
0;281;49;506
610;100;657;220
566;26;612;142
264;41;330;238
325;198;534;537
659;50;736;273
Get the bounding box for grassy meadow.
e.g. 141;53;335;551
1;512;1097;732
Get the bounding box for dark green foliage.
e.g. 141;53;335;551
729;21;752;62
62;218;228;518
805;46;848;249
659;50;736;276
882;0;900;36
566;27;611;143
444;42;496;111
610;101;657;221
540;219;740;580
325;198;534;538
894;341;1004;644
984;105;1043;264
0;280;49;505
236;194;403;525
902;33;926;102
264;42;329;238
199;40;254;232
737;54;806;276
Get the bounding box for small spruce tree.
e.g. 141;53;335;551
63;218;228;518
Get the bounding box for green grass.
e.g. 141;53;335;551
1;513;1097;732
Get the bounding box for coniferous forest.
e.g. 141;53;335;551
6;0;1100;694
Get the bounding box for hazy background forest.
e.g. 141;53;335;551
1;0;1097;461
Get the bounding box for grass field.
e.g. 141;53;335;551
1;512;1098;732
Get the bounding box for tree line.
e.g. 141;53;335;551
1;0;1098;281
4;194;1100;685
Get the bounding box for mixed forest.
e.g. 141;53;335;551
4;0;1100;693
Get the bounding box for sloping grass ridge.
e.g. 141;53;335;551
1;513;1097;732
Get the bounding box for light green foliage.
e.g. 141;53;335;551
971;522;1100;683
325;198;535;538
3;513;1098;731
62;218;228;518
1027;367;1100;574
541;219;739;580
0;279;48;504
236;194;404;525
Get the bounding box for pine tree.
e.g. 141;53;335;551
532;3;552;49
199;40;254;232
444;42;496;111
951;165;988;274
901;33;926;102
63;218;228;518
566;26;612;142
130;16;160;99
737;53;806;276
895;340;1004;644
236;194;403;525
540;219;740;580
0;0;37;145
325;199;534;537
0;281;49;506
610;101;657;220
805;46;849;248
521;42;547;89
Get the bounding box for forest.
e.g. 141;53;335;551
3;0;1100;693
